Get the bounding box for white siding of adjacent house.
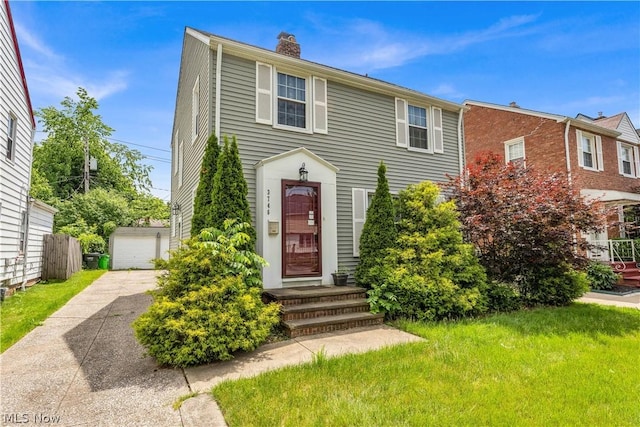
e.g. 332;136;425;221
617;115;640;145
1;1;37;286
25;201;56;282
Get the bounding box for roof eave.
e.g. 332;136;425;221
191;29;464;112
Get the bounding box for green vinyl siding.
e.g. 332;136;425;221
172;41;462;274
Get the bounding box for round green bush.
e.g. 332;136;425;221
486;282;522;313
133;275;280;367
586;261;620;291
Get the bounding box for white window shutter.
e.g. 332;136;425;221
352;188;367;257
576;130;584;168
395;98;408;147
255;62;273;125
432;107;444;153
617;141;624;174
596;136;604;171
312;77;328;134
634;146;640;177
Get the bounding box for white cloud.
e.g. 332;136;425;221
15;23;128;103
306;14;540;72
430;83;465;99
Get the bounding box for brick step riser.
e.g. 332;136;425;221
621;279;640;287
282;305;370;321
287;317;384;338
268;292;367;306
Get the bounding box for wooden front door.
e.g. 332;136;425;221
282;180;321;277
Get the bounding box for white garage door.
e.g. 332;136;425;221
112;236;157;270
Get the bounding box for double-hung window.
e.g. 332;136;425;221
504;137;525;165
577;130;603;171
6;114;17;161
618;142;639;178
395;98;443;153
408;105;428;150
255;62;328;134
277;73;306;129
192;76;200;144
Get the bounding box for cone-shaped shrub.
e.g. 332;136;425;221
191;132;220;236
211;135;255;248
355;161;396;288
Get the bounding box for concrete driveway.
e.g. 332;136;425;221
0;271;193;426
0;270;423;427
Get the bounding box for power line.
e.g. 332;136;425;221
107;137;171;153
143;155;171;164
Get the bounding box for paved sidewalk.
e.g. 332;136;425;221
0;271;423;427
578;290;640;309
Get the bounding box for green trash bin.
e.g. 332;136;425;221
98;254;110;270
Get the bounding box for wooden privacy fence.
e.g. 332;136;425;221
42;234;82;280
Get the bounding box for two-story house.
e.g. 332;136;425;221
1;0;56;292
463;100;640;263
170;29;466;289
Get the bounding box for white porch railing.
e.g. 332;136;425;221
589;239;639;264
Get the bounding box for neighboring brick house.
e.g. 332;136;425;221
170;29;466;289
463;100;640;261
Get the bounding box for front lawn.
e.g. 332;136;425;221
212;303;640;426
0;269;106;352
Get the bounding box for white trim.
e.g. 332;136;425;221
504;136;525;164
173;129;179;175
634;146;640;178
215;43;222;139
352;188;367;257
595;135;604;171
395;98;408;148
581;189;640;204
312;77;328;134
432;107;443;153
178;140;184;188
618;141;638;178
186;27;210;44
273;68;312;133
255;62;273;125
6;113;17;161
191;75;200;144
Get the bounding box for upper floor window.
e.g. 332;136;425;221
192;76;200;144
408;105;428;150
504;137;525;165
277;73;306;128
178;140;184;188
618;142;639;178
395;98;443;154
6;114;17;161
577;130;603;171
255;62;328;134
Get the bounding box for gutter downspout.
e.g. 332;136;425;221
457;108;464;176
215;43;222;140
563;120;572;186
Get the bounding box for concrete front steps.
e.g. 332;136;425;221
612;262;640;287
263;286;384;338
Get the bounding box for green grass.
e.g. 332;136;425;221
0;269;106;352
212;303;640;426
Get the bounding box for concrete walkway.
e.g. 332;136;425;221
578;290;640;309
0;271;422;427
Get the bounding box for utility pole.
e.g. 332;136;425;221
83;136;90;193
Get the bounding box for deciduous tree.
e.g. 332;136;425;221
447;152;604;305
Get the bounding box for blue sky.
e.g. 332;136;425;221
10;1;640;200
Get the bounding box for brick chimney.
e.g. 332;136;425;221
276;32;300;59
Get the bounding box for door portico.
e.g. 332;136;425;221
255;148;339;289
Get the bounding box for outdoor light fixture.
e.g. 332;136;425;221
298;162;308;182
171;202;181;216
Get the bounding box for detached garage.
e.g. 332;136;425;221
109;227;169;270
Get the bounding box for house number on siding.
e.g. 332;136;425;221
266;189;270;215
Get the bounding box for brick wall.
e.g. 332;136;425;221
464;104;639;194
